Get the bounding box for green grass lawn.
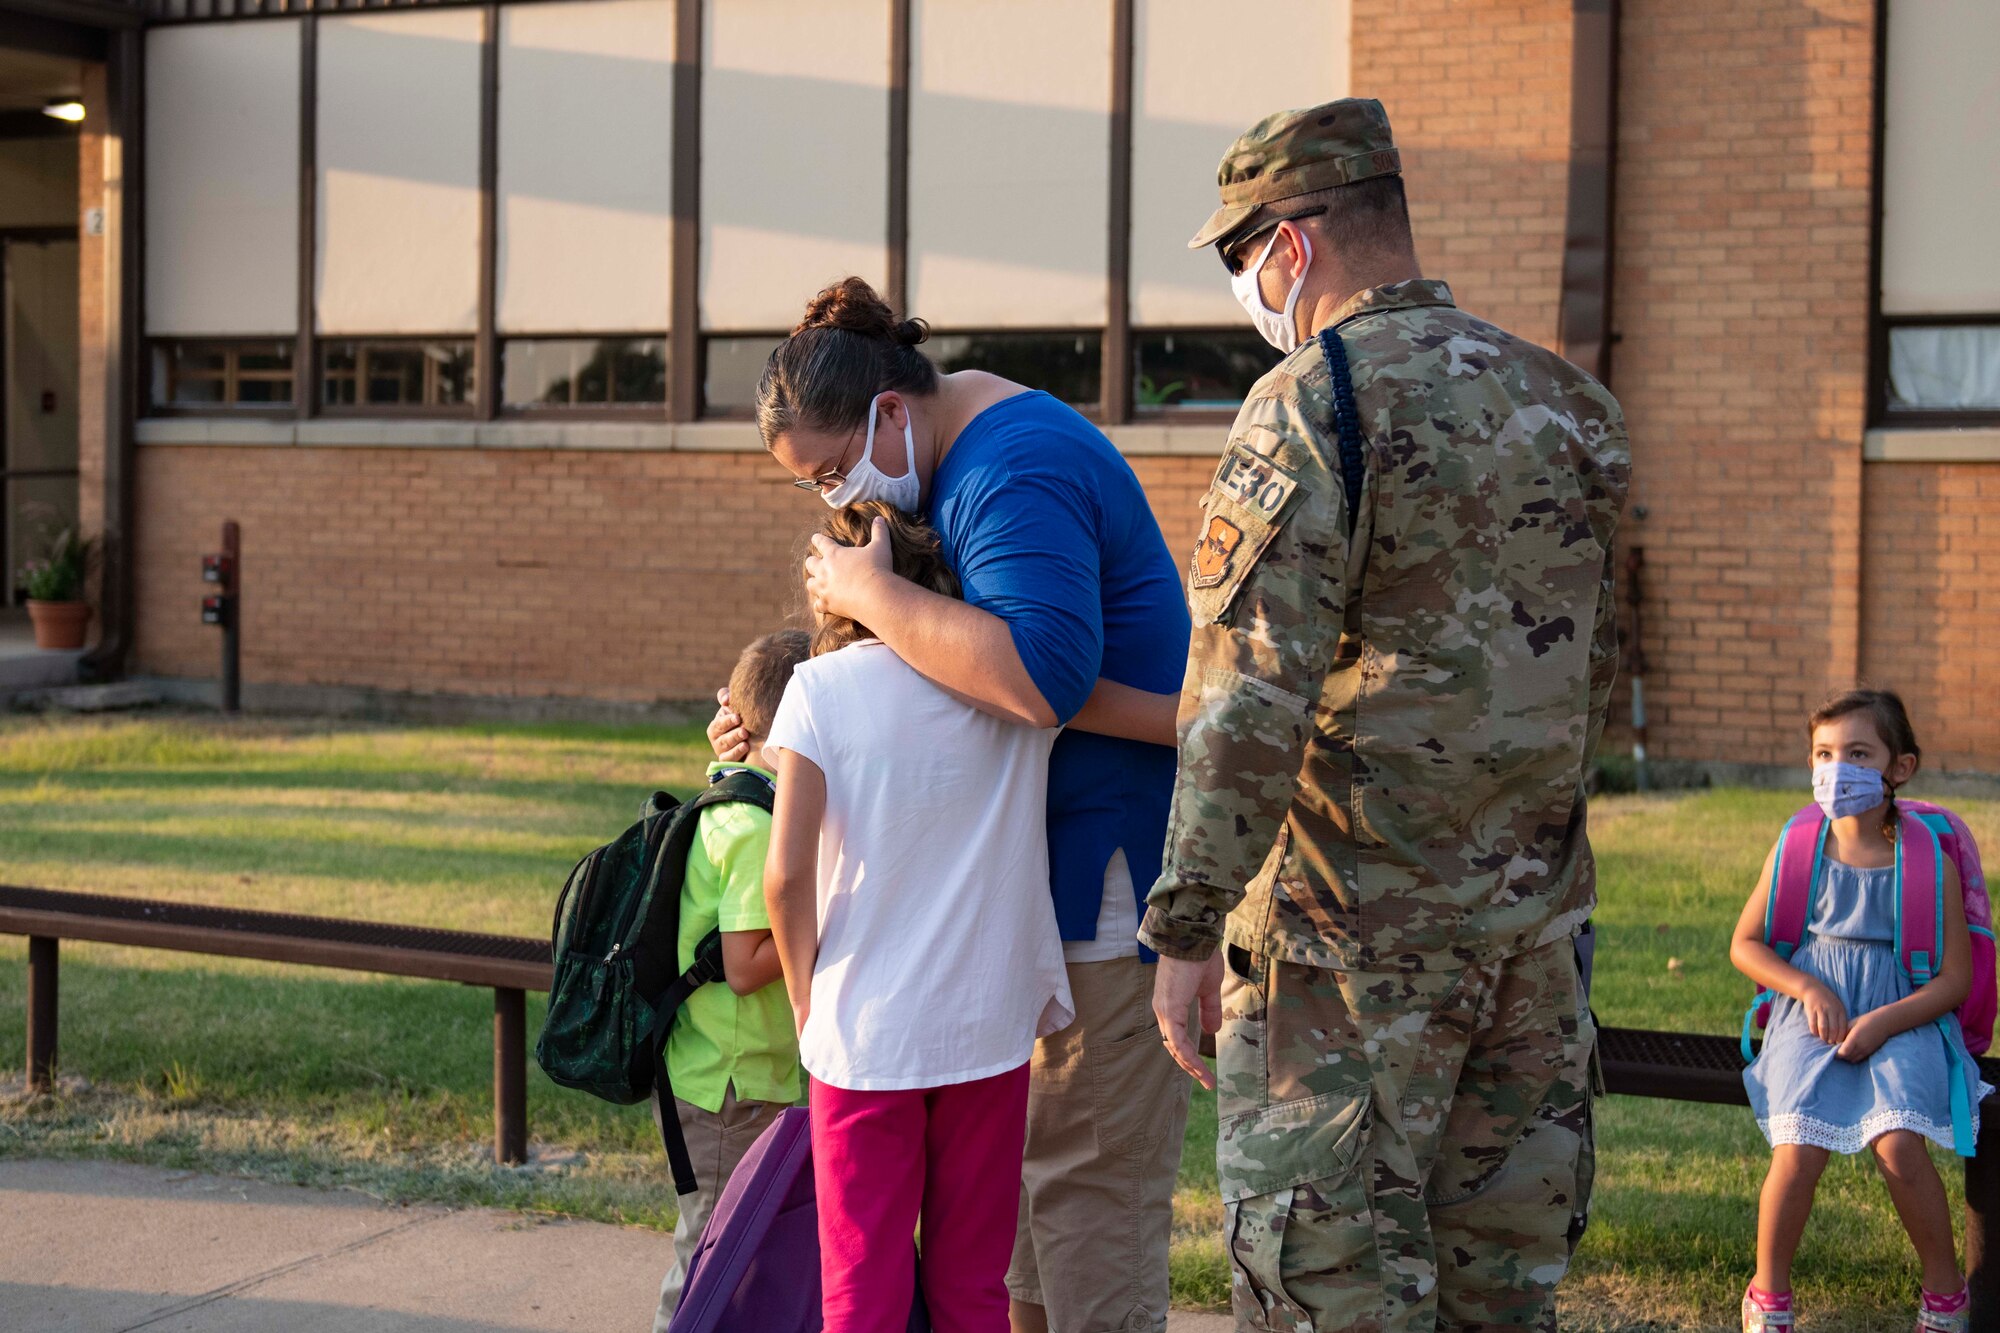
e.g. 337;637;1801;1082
1;713;1994;1330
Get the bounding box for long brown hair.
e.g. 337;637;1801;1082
756;277;939;449
1808;687;1921;840
810;501;959;657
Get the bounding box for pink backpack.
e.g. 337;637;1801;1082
1742;799;1994;1155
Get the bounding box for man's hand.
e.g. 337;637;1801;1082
806;516;894;621
706;686;750;763
1152;951;1224;1090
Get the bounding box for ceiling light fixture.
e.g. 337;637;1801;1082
42;100;85;123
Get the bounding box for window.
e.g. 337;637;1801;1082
1887;324;2000;415
1134;330;1278;412
703;335;783;417
503;338;667;410
1873;3;2000;425
150;340;296;409
321;340;475;410
930;332;1101;409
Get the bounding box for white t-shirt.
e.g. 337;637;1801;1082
765;640;1074;1092
1061;847;1142;964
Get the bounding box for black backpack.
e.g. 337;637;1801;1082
535;768;777;1194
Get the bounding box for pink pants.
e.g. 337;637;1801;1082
810;1064;1031;1333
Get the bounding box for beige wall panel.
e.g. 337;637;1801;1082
316;11;483;334
144;23;300;335
1131;0;1348;327
0;138;78;230
498;0;674;334
701;0;890;331
1881;0;2000;314
908;0;1110;327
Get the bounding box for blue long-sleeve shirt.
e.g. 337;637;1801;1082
927;391;1190;957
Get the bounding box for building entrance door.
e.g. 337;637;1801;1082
2;235;81;606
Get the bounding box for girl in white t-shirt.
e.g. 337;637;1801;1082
764;501;1073;1333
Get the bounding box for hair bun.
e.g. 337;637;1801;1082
794;276;927;346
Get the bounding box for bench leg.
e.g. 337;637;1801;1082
1971;1093;1999;1327
493;987;527;1165
27;936;57;1093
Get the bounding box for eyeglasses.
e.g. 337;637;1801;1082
1217;206;1327;276
789;424;866;494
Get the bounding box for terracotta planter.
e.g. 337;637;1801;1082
25;599;92;651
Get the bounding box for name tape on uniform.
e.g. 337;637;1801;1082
1211;439;1302;523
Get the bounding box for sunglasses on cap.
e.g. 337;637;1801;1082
1216;206;1327;276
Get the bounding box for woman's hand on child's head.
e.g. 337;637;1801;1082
1834;1011;1890;1063
805;517;893;621
707;687;751;763
1799;980;1850;1046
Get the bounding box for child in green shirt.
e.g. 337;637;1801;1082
653;629;809;1331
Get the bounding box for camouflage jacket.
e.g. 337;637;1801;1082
1138;280;1630;972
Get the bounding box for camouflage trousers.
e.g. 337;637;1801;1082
1216;934;1596;1333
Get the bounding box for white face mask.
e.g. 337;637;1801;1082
821;393;920;512
1231;227;1313;354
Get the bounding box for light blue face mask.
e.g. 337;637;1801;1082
1812;761;1887;821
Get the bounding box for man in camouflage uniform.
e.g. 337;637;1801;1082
1141;99;1629;1333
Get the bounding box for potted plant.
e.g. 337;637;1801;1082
20;525;97;651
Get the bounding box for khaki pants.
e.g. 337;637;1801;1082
1008;954;1192;1333
652;1083;788;1333
1217;936;1597;1333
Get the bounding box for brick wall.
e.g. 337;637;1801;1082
1861;464;2000;774
130;443;1221;705
1352;0;1574;347
1613;0;1876;767
135;447;818;703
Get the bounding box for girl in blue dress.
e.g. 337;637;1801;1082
1730;690;1986;1333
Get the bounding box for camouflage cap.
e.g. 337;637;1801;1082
1187;97;1402;251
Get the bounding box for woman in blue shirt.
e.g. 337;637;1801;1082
708;277;1192;1333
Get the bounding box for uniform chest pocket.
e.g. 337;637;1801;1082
1188;447;1307;627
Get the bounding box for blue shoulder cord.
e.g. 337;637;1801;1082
1315;326;1366;536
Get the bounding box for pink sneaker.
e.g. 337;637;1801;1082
1742;1288;1794;1331
1913;1302;1968;1333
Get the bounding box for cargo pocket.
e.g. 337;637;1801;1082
1221;1086;1375;1331
1087;1022;1181;1158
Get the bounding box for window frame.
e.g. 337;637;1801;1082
1129;325;1280;425
1865;2;2000;431
316;335;480;418
497;332;671;421
145;336;300;418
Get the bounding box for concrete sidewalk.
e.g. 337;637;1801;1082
0;1158;1235;1332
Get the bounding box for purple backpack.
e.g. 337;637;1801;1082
665;1107;930;1333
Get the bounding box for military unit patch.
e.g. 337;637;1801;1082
1191;515;1244;588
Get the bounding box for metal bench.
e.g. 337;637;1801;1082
0;884;551;1164
1600;1025;2000;1320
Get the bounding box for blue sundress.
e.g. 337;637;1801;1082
1745;858;1992;1153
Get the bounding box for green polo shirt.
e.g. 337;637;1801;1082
663;763;801;1113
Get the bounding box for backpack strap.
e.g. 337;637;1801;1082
1896;811;1945;986
638;769;777;1194
1744;809;1829;1061
1767;808;1826;961
1891;814;1978;1156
